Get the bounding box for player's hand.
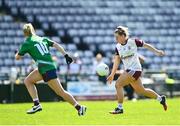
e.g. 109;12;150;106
64;54;73;65
156;50;165;56
107;74;114;84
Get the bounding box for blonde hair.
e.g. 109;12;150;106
114;26;129;39
23;23;36;36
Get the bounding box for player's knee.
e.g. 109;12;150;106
24;78;32;86
24;78;29;85
115;82;123;89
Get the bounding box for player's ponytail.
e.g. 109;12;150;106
114;26;129;39
23;23;36;36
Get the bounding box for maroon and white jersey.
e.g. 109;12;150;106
115;38;144;71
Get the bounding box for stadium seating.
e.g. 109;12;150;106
0;0;180;77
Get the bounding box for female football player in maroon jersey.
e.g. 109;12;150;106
107;26;167;114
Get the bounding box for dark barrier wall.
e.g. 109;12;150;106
0;83;66;103
0;85;11;103
1;82;180;103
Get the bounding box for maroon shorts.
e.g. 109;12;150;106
126;69;142;80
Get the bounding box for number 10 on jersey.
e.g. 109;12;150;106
34;43;49;55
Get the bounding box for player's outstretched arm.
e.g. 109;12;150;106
52;41;73;64
107;55;121;84
52;42;66;55
110;55;121;76
143;42;165;56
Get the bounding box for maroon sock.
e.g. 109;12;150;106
75;104;81;111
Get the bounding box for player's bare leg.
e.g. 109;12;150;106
24;69;43;114
47;78;87;116
130;78;167;111
110;72;134;114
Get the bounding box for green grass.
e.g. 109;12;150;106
0;98;180;125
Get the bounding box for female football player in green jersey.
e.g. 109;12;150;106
15;23;86;116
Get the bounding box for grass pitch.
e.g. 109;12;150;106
0;98;180;125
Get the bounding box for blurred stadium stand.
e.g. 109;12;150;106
0;0;180;101
0;0;180;70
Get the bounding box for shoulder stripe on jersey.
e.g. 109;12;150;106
115;47;119;55
135;39;144;47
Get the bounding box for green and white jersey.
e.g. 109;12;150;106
18;35;56;74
